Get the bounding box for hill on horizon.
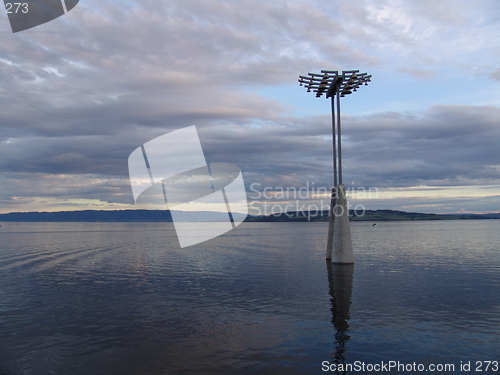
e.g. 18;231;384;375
0;209;499;222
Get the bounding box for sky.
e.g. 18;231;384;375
0;0;499;215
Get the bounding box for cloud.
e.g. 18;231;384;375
489;68;500;81
0;171;132;212
342;105;500;187
0;0;498;213
336;0;500;78
2;103;498;209
398;66;437;79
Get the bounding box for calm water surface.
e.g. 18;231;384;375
0;220;499;374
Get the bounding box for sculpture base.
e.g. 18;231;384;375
326;184;354;264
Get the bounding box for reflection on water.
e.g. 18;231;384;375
0;221;500;374
327;263;354;370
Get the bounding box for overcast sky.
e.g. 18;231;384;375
0;0;499;214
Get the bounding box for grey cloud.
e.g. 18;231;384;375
398;67;437;79
489;68;500;81
340;105;500;187
0;0;498;213
1;0;377;94
0;172;132;209
196;104;500;192
2;104;498;199
352;194;500;214
337;0;499;76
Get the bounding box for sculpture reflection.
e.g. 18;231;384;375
327;262;354;370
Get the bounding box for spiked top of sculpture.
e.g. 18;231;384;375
298;70;371;98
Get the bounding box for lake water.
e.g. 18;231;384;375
0;220;499;374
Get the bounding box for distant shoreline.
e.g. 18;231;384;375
245;209;500;222
0;209;499;223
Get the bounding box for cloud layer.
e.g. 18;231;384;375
0;0;499;213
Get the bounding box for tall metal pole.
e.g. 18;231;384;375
336;90;342;185
298;70;371;264
331;94;337;188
